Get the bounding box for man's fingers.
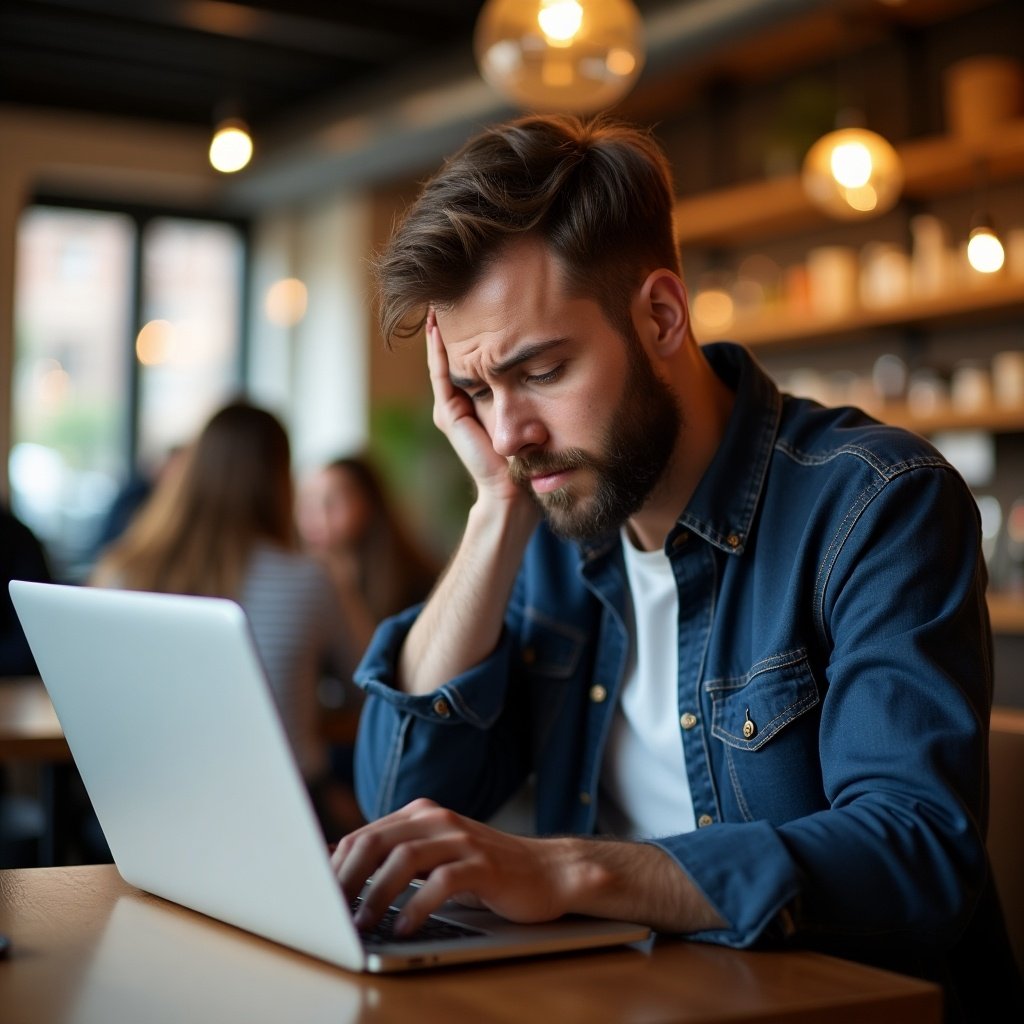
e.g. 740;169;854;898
332;799;444;897
354;835;481;935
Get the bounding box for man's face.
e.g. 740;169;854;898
436;239;681;541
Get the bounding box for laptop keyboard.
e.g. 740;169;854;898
351;897;485;946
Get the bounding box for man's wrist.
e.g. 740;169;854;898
542;835;727;934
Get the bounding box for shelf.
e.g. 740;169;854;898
674;119;1024;248
871;403;1024;435
989;593;1024;635
716;274;1024;349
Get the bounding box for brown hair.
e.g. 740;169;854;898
321;455;440;620
91;401;296;599
374;113;679;345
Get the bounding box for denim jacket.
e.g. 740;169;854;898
354;343;1016;1010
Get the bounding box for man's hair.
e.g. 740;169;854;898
374;113;679;345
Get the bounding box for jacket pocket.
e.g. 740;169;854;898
706;648;820;750
704;649;823;823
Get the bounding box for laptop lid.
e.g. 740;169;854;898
9;580;651;972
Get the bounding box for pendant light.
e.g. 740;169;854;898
474;0;645;114
209;108;253;174
965;163;1005;274
801;110;903;220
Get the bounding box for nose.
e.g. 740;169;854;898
489;392;547;457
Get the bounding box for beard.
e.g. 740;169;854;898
507;335;682;541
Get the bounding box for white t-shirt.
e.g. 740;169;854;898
597;530;697;839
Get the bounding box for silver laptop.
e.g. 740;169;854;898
9;579;651;972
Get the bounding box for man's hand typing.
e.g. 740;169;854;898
329;798;726;938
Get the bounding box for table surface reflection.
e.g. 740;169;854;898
0;865;941;1024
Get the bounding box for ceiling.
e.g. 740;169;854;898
0;0;1000;207
0;0;498;131
5;0;740;133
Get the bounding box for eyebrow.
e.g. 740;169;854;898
449;338;569;391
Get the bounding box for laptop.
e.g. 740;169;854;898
9;579;651;972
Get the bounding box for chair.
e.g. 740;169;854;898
988;705;1024;974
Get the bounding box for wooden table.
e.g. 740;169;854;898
0;678;72;867
0;675;358;759
0;677;69;763
0;678;361;865
0;864;942;1024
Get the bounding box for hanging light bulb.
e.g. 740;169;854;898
801;122;904;220
209;116;253;174
966;215;1005;274
474;0;645;114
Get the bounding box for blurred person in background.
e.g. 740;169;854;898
1;505;54;866
297;454;441;823
89;445;186;562
297;455;440;629
91;400;362;835
1;503;53;677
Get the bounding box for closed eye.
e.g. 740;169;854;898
526;366;562;386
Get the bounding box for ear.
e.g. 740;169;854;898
635;269;690;358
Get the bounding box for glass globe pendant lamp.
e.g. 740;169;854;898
474;0;645;114
801;120;903;220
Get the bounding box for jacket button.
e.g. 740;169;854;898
590;684;607;703
726;533;741;548
432;697;451;718
680;712;697;730
742;707;757;739
672;531;690;548
522;647;536;665
579;792;592;806
697;814;714;827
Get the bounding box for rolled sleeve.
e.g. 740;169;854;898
352;606;529;821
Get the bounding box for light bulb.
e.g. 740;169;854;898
264;277;309;327
967;224;1005;274
802;126;903;220
209;118;253;173
829;141;873;188
538;1;583;44
474;0;645;114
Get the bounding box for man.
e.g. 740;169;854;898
331;114;1022;1019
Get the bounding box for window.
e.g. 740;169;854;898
10;203;248;580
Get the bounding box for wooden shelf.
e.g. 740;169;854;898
871;402;1024;435
989;593;1024;635
675;119;1024;248
717;274;1024;350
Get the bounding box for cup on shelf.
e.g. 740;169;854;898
783;263;811;316
1002;497;1024;597
872;353;909;405
975;494;1003;567
860;244;911;308
943;55;1024;142
950;360;994;413
786;368;831;406
807;246;859;319
1007;228;1024;280
906;368;948;417
992;351;1024;408
910;214;952;298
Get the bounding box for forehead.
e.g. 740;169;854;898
435;238;589;368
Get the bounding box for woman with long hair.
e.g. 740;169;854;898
296;455;441;627
91;401;360;827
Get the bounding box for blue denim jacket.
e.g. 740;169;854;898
354;343;1007;998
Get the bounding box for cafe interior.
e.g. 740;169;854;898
1;0;1023;1017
